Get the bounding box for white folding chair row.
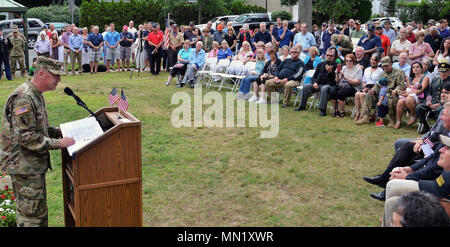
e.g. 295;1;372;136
207;60;255;92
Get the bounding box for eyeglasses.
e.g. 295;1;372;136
290;51;299;54
325;54;334;57
345;60;353;62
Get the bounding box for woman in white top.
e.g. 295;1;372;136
228;41;254;75
354;54;383;121
433;37;450;66
331;54;363;117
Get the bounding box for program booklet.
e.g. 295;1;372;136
60;117;104;156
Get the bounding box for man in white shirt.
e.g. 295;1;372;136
128;21;138;63
292;23;316;56
390;28;411;62
393;52;411;78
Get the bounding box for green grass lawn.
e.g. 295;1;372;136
0;71;422;226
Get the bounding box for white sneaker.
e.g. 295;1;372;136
235;92;244;99
248;95;258;102
242;93;252;100
256;98;266;104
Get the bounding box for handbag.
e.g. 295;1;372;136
172;63;184;69
338;77;351;89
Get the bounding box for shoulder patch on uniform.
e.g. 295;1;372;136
14;106;29;115
437;175;445;187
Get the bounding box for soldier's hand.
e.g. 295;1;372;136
58;137;76;148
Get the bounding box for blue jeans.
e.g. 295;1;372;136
239;75;259;94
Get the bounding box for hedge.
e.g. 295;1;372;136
26;5;80;25
79;0;266;30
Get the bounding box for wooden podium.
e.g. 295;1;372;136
61;107;142;227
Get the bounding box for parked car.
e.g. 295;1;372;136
45;22;70;35
0;18;46;48
196;15;239;31
0;12;14;21
366;17;404;31
231;13;295;32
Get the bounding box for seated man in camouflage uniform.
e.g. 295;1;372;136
0;56;75;227
356;56;406;127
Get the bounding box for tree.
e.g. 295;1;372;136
386;0;397;16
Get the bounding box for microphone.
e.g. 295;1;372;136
64;87;87;107
64;87;98;119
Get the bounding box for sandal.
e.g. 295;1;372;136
407;116;417;126
353;112;360;121
394;121;401;129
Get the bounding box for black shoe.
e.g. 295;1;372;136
189;81;195;88
419;124;430;135
294;106;306;111
319;110;326;117
370;190;386;201
282;104;287;108
363;175;386;187
177;83;184;88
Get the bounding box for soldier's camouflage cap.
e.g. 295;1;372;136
380;56;391;66
36;56;63;75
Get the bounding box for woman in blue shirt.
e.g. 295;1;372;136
165;40;191;86
302;46;323;84
236;48;266;100
211;40;232;73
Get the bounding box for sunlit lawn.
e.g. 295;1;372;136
0;70;421;226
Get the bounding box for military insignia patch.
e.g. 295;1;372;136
436;175;445;187
14;106;29;115
20;115;30;126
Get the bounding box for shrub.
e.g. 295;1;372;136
271;11;293;21
26;5;80;25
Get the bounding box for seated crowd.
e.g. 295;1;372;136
15;15;450;227
163;18;450;135
162;17;450;226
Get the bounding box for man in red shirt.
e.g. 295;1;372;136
376;26;391;57
147;23;164;76
406;26;416;43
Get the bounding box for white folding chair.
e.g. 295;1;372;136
293;70;315;107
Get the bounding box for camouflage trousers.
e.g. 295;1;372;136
10;56;26;75
10;174;48;227
361;93;398;121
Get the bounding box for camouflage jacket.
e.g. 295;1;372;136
9;35;25;57
1;81;61;175
373;68;406;96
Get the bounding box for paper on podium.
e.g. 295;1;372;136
60;117;104;156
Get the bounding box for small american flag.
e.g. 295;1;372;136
163;15;170;50
424;138;434;148
109;87;119;106
118;89;129;112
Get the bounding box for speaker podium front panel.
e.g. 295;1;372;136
61;107;142;227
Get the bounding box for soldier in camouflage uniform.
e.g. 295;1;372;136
9;26;26;78
0;56;75;227
356;56;406;127
331;33;354;57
